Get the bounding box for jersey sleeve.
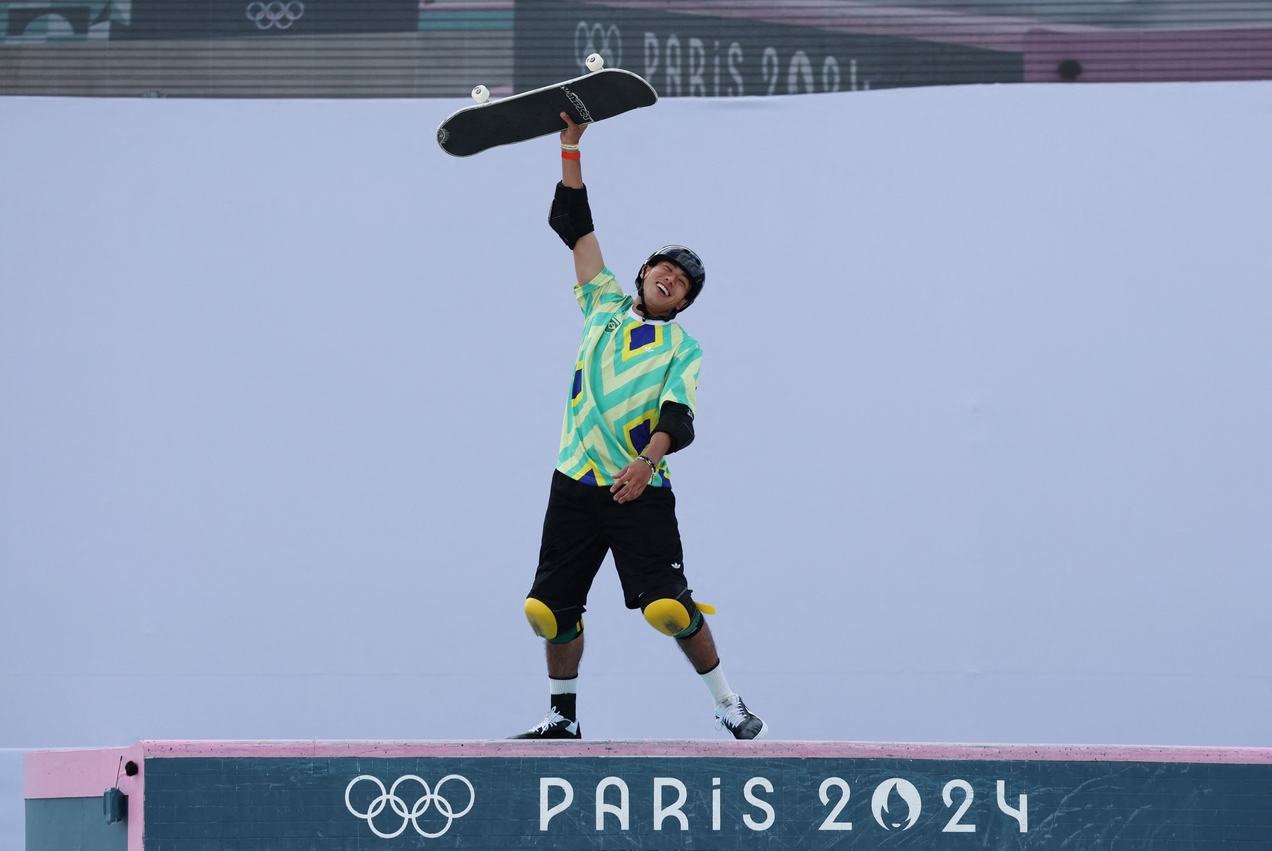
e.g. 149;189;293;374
659;331;703;413
574;267;627;317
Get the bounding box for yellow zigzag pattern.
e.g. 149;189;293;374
558;268;703;484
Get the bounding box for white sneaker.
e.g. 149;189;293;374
715;694;768;740
511;707;581;739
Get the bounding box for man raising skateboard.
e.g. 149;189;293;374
513;113;767;741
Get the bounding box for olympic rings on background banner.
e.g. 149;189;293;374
245;1;304;30
345;774;476;839
574;21;622;71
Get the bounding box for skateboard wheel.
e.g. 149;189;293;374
472;85;490;103
585;53;604;72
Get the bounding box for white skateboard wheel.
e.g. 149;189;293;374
471;85;489;103
585;53;604;72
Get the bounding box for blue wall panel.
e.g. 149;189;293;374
141;756;1272;850
25;798;127;851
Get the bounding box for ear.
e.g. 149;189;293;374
638;263;650;280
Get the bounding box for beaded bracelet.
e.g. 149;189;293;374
636;455;658;475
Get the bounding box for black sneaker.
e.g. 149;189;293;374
511;708;581;739
715;695;768;740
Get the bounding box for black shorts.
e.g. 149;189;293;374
528;470;690;622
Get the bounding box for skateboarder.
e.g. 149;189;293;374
513;113;767;740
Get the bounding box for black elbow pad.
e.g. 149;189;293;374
653;402;695;453
548;182;594;249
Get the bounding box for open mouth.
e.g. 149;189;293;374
656;283;669;297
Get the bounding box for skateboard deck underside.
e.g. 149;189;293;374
437;69;658;157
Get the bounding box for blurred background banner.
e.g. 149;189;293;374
514;1;1023;95
1;0;1271;96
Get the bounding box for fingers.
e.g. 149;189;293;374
609;468;634;496
613;479;646;503
609;462;650;503
609;466;631;500
558;111;587;144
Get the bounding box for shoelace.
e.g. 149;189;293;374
715;698;747;731
530;707;568;734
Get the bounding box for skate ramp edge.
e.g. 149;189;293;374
23;740;1272;850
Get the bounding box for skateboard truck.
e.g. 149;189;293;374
469;52;600;105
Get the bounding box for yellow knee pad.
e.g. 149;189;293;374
524;597;582;644
642;598;694;636
524;597;558;639
641;593;716;638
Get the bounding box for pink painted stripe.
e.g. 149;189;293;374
24;744;147;851
134;739;1272;764
418;2;512;11
1024;27;1272;82
23;745;140;799
587;0;1100;54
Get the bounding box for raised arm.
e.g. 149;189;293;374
552;112;604;285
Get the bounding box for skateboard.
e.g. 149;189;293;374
436;55;658;158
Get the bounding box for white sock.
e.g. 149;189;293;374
699;663;736;706
549;676;578;695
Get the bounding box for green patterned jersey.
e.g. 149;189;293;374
557;267;703;488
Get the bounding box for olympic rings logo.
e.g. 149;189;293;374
246;1;304;30
574;21;622;70
345;774;475;839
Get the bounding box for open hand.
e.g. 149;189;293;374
560;112;587;146
610;459;653;503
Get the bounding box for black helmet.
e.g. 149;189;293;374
635;245;705;320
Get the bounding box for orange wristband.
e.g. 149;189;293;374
561;151;581;160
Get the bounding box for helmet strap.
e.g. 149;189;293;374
634;287;682;322
635;300;677;322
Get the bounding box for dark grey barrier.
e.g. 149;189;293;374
117;0;418;39
2;0;1272;96
514;0;1023;95
23;740;1272;851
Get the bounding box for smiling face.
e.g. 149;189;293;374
636;260;693;318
